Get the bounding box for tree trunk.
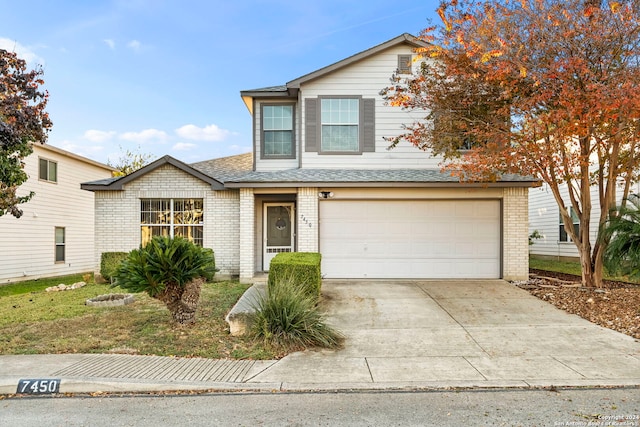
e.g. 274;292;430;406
578;245;602;288
591;244;605;289
157;277;204;324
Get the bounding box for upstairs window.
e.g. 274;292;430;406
39;158;57;183
140;199;203;247
559;207;580;242
320;97;360;152
262;104;295;158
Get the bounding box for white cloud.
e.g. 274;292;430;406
84;129;116;142
103;39;116;50
120;128;168;143
127;40;141;52
175;124;231;142
172;142;197;151
0;38;45;65
55;141;105;159
228;144;252;153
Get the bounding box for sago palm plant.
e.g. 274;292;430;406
115;236;217;324
601;197;640;281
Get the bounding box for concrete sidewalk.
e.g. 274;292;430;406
1;280;639;394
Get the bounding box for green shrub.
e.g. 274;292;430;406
100;252;129;282
115;237;217;324
249;275;343;351
268;252;321;302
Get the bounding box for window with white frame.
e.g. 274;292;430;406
39;158;57;183
262;104;294;158
320;97;360;152
55;227;65;263
559;207;580;242
140;199;203;247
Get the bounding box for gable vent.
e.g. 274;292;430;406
397;54;412;74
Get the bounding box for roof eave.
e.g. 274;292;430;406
223;181;539;189
81;155;225;191
240;88;299;114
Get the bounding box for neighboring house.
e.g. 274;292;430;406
529;182;640;260
82;33;538;283
0;144;115;283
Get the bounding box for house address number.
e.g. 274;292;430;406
16;379;61;394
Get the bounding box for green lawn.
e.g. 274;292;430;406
529;256;639;283
0;277;277;359
0;273;91;297
529;258;582;276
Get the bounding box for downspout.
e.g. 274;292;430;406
298;91;303;169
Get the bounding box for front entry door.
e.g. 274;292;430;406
263;203;295;270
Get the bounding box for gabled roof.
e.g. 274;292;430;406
81;155;224;191
287;33;428;88
240;33;428;113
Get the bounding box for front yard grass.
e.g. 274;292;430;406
0;278;277;359
529;257;640;284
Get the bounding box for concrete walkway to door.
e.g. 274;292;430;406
247;280;640;389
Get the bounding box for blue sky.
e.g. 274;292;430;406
1;1;439;165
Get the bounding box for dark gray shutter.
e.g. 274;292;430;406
305;98;317;152
362;98;375;152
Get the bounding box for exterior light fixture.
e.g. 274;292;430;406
318;191;334;199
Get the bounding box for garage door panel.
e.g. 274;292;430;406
320;200;501;279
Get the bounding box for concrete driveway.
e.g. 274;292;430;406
248;280;640;388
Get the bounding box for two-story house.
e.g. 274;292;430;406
82;34;537;283
0;143;115;283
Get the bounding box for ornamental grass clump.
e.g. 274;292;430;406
249;276;343;351
114;236;217;325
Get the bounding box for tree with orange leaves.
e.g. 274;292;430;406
382;0;640;288
1;49;52;218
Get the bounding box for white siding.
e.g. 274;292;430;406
528;183;630;259
0;145;113;283
252;43;442;172
300;44;440;169
93;164;240;279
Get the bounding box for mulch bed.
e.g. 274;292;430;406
515;269;640;340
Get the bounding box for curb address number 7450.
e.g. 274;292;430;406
17;379;61;394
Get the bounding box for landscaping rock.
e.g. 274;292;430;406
46;281;87;292
86;293;134;307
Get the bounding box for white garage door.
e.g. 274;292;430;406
319;200;501;279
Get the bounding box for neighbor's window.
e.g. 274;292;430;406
320;97;360;152
262;104;294;158
140;199;203;247
559;207;580;242
55;227;65;263
39;158;58;183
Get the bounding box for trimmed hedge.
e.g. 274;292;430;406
100;252;129;282
267;252;322;302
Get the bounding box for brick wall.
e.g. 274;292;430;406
503;187;529;280
296;187;318;252
93;164;240;278
239;188;255;283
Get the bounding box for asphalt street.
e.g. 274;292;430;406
2;387;639;426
